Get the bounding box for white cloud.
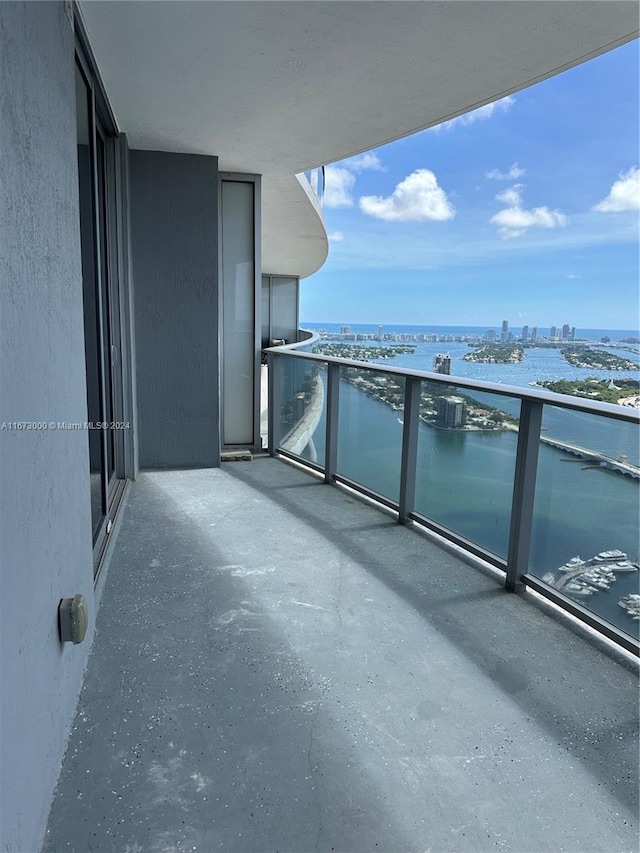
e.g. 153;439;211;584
491;184;567;239
324;166;356;208
341;152;384;172
327;230;344;242
359;169;455;222
566;273;582;280
593;166;640;212
324;152;385;208
495;184;524;207
485;163;526;181
432;95;515;132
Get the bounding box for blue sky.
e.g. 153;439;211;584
300;40;639;332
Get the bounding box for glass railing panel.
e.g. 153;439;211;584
275;355;326;468
414;381;519;558
531;406;639;640
298;168;324;209
336;365;405;503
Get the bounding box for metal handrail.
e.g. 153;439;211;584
263;345;640;424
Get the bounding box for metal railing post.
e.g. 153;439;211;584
398;377;421;523
506;399;543;592
267;351;281;455
324;362;340;483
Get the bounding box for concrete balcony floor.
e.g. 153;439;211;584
44;457;638;853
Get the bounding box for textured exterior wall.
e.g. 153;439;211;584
0;3;96;852
129;150;220;468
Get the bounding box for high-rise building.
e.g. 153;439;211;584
571;326;576;341
531;326;538;342
501;320;509;343
521;325;529;342
377;325;384;341
437;396;467;428
340;325;352;336
483;329;497;342
550;325;558;340
433;353;452;375
562;323;571;340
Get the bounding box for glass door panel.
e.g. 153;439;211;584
75;56;124;568
221;180;256;446
76;64;104;539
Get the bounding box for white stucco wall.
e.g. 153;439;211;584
0;3;96;850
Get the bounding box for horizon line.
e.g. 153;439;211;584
301;321;640;334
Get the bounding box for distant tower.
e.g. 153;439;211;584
571;326;576;341
433;353;452;375
521;325;529;342
550;325;558;340
378;325;384;341
562;323;570;340
437;396;467;428
531;326;538;342
501;320;509;343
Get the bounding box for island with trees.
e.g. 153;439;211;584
338;367;518;431
312;343;415;361
560;347;638;371
462;344;524;364
537;377;640;405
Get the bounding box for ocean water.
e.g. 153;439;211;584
287;324;640;640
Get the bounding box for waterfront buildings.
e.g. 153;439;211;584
433;353;452;375
2;3;638;852
437;396;468;428
501;319;509;342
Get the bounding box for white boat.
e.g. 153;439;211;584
595;549;626;561
612;561;637;572
566;586;593;597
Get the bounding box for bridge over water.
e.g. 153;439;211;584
540;436;640;480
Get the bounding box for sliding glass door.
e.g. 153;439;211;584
75;52;124;571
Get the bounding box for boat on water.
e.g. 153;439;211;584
558;556;586;572
594;549;627;561
566;583;592;596
552;550;638;599
613;560;637;572
618;593;640;620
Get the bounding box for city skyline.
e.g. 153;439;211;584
307;319;636;337
300;40;639;330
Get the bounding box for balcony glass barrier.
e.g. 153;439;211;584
531;406;639;641
274;354;326;467
336;366;405;503
414;383;518;558
266;348;639;653
300;167;325;209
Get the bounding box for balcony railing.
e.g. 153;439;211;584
299;166;325;210
266;346;640;655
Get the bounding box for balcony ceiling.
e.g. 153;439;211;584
78;1;639;276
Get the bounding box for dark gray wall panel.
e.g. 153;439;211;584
0;4;96;852
129;150;219;468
